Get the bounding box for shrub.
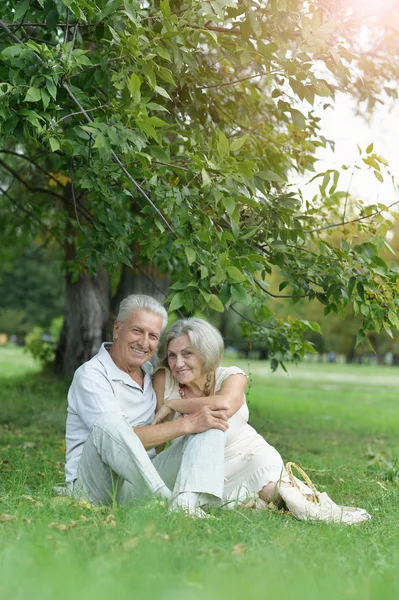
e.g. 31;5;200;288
25;317;63;367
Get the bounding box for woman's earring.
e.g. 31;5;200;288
204;373;212;397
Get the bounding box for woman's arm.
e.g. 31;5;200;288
153;369;167;413
154;372;247;423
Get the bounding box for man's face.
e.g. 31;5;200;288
112;309;163;373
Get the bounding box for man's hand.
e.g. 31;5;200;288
184;404;229;434
152;403;174;425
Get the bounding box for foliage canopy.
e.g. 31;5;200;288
1;0;399;368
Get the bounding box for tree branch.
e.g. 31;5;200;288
305;199;399;234
214;101;275;143
56;103;110;124
62;81;176;235
0;157;91;221
69;54;130;79
0;18;24;43
0;18;45;64
152;160;189;171
0;186;63;247
197;71;265;90
255;278;309;299
204;23;241;34
0;158;66;201
4;22;88;28
0;150;67;186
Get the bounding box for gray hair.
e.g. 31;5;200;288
157;317;224;373
116;294;168;331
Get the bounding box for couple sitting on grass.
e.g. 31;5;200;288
65;293;370;523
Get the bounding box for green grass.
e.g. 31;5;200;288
1;347;399;600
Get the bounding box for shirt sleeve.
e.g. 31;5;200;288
215;366;247;392
69;367;122;430
163;369;180;402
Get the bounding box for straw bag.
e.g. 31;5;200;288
285;461;320;505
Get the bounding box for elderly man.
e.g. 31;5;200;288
65;294;228;515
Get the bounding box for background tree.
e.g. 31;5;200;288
0;0;398;374
0;243;64;336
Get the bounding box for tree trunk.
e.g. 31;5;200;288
106;262;169;338
55;269;110;376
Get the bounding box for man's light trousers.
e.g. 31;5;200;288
74;412;226;505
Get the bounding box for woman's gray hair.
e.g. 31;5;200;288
116;294;168;331
157;317;224;373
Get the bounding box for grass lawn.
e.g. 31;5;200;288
1;346;399;600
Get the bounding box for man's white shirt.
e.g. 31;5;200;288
65;343;156;483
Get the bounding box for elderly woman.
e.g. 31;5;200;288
153;317;370;523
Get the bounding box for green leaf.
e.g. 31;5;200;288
249;10;262;37
185;247;196;265
383;322;393;338
230;135;248;152
142;63;157;88
157;66;176;86
0;83;13;97
169;293;183;312
154;85;171;100
153;46;172;62
149;147;170;162
160;0;171;17
227;266;246;282
49;137;60;152
148;116;168;128
290;108;306;129
24;87;41;103
201;168;211;187
200;265;208;279
128;73;141;102
136;120;160;142
46;79;57;100
46;9;59;31
388;310;399;327
360;304;370;317
374;170;384;183
146;102;169;113
41;89;50;110
13;0;30;21
355;330;365;348
209;294;224;312
231;285;249;305
216;131;229;159
347;277;357;298
256;170;284;182
93;132;106;149
1;45;26;59
366;142;374;154
222;197;235;215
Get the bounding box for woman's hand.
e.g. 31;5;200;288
152;402;175;425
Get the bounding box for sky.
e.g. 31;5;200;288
312;93;399;208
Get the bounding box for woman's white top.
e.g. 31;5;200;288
162;365;288;501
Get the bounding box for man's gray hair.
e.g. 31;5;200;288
157;317;224;373
116;294;168;331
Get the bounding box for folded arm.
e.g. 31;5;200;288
136;404;229;448
152;370;246;424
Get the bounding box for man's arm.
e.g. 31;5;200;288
134;404;229;448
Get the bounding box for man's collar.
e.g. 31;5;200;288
97;342;153;387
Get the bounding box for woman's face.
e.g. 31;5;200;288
167;334;205;385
